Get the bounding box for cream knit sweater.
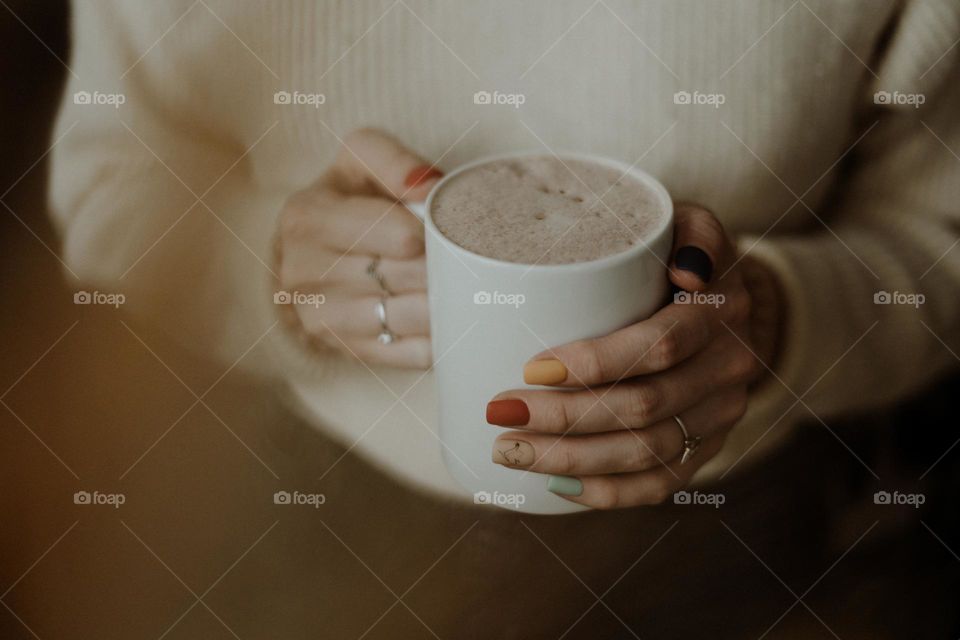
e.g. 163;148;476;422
50;1;960;498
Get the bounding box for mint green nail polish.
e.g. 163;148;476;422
547;475;583;497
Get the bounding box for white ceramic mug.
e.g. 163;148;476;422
408;152;673;514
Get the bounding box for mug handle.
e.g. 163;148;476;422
406;201;427;221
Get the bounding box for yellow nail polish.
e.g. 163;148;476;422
523;359;567;385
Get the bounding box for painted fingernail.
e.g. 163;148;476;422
524;359;567;385
674;246;713;283
547;475;583;497
486;399;530;426
404;165;443;188
492;439;535;467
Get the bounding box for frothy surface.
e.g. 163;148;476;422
431;156;663;265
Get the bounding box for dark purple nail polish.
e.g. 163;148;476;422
674;246;713;283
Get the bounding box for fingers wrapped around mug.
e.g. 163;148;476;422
296;292;430;338
487;335;756;433
516;203;751;391
519;281;751;390
490;386;744;476
547;434;727;509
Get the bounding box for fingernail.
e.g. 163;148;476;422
405;165;443;188
486;399;530;426
547;475;583;497
524;359;567;385
674;246;713;283
492;439;535;467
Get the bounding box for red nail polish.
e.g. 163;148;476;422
486;399;530;426
405;165;443;188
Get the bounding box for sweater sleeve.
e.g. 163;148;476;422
49;1;312;379
714;0;960;473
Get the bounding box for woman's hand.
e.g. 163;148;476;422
274;128;442;368
486;203;785;509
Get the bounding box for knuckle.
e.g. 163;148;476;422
627;432;661;469
576;341;608;384
540;396;571;433
552;445;578;475
647;479;674;505
728;347;761;383
296;306;326;337
278;261;298;289
637;383;663;419
704;210;724;233
590;480;622;510
728;390;750;425
279;195;310;237
415;342;433;369
620;392;645;427
557;397;576;433
389;260;415;289
623;384;660;425
342;127;377;148
650;330;681;369
395;228;424;257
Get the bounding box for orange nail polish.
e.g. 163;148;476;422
486;399;530;426
405;165;443;188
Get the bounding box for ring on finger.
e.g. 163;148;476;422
375;295;397;345
673;414;702;464
366;255;393;295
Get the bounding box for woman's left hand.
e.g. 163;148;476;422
486;202;784;509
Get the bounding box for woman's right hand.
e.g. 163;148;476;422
274;128;443;369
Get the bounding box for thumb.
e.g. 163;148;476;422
668;202;730;292
331;128;443;202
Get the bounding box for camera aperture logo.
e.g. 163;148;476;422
873;490;924;508
673;490;725;508
274;90;326;108
873;290;924;308
473;290;525;309
873;91;925;108
74;490;126;509
673;90;725;108
273;490;326;508
674;291;725;308
74;290;125;308
473;490;526;509
274;290;325;308
473;90;526;109
73;90;126;109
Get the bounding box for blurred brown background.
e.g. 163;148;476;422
2;2;958;639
